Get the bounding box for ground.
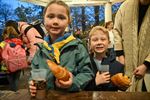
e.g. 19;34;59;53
0;68;31;91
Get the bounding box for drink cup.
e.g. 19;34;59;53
99;65;109;72
94;59;109;73
31;69;47;100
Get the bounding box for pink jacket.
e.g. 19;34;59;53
18;22;44;61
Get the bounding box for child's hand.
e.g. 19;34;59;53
95;71;110;85
55;72;73;89
29;80;37;96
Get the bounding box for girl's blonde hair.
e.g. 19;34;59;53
2;26;19;40
89;26;110;40
43;0;71;22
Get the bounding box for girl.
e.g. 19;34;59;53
85;26;125;91
1;26;22;91
29;0;94;96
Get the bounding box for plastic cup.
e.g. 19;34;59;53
31;69;47;100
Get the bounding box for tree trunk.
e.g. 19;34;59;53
81;7;86;32
94;6;99;26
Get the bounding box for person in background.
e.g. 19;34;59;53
0;26;21;91
5;20;44;64
105;21;116;59
29;0;94;97
85;26;124;91
113;0;150;91
74;27;81;38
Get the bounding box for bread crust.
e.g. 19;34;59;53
47;60;70;81
111;73;130;90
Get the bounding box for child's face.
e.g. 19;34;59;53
107;22;113;30
44;4;69;38
90;30;110;55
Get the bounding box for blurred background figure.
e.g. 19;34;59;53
0;26;22;91
74;27;81;38
5;20;45;64
113;0;150;92
105;21;116;59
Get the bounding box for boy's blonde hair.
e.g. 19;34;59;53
89;26;110;40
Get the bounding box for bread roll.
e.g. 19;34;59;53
111;73;130;90
47;60;70;81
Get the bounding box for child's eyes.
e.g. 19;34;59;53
91;38;107;42
101;38;106;41
58;15;66;20
47;15;54;19
92;38;98;42
47;15;66;20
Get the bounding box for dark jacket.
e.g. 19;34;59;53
85;54;124;91
30;35;94;92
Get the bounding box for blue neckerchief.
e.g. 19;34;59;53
54;33;71;43
44;33;71;45
44;36;54;54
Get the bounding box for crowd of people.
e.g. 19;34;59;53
0;0;150;95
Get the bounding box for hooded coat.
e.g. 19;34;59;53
30;35;94;92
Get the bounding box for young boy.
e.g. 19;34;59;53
85;26;124;91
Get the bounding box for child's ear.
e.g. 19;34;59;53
108;40;111;46
108;40;111;44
